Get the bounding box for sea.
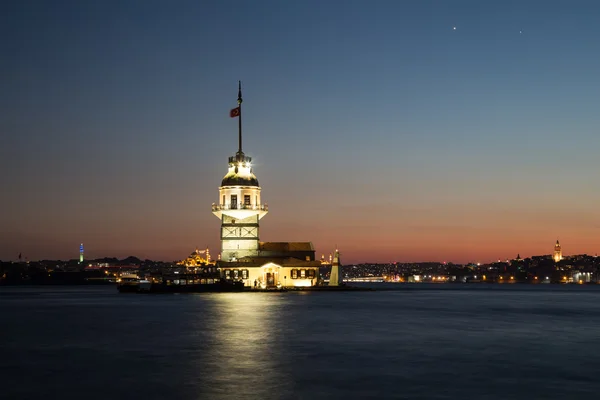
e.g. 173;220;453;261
2;284;600;400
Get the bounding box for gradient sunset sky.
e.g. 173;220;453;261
2;0;600;263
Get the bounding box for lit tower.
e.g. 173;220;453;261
79;243;84;263
212;82;268;262
329;249;342;286
553;240;562;262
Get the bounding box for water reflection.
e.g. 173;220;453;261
3;286;600;400
190;293;293;399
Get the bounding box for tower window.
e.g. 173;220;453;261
222;195;225;206
230;195;237;209
244;195;251;206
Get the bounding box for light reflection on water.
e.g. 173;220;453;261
2;285;600;399
192;293;293;399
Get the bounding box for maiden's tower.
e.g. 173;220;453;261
212;82;322;289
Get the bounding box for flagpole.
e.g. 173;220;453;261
237;80;243;158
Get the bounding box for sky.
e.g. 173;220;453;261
2;0;600;263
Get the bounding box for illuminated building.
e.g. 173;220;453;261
79;243;84;263
212;82;322;288
177;248;215;268
553;240;562;263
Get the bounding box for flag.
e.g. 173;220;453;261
18;253;22;261
230;107;240;118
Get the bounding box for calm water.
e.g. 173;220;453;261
2;284;600;399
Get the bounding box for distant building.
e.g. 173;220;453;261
178;248;215;267
553;240;562;263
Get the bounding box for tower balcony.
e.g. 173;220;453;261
212;203;268;212
212;203;268;220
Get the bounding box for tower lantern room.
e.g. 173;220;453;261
212;82;268;262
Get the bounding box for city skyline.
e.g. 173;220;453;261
1;238;592;264
2;1;600;263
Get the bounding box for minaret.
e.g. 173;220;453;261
79;243;84;263
329;249;342;286
212;82;268;262
553;240;562;262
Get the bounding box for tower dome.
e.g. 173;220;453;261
221;155;259;187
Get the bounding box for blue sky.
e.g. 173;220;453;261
2;0;600;262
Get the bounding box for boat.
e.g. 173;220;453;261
141;274;244;293
116;274;141;293
117;269;245;294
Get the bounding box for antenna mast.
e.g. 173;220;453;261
237;81;243;158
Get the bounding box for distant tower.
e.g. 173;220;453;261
79;243;84;263
212;82;268;261
329;249;342;286
553;240;562;262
